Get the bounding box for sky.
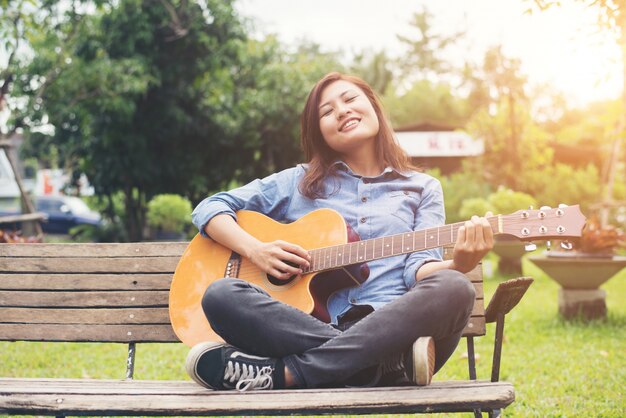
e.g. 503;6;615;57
235;0;622;107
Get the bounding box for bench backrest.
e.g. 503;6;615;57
0;243;184;343
0;242;485;343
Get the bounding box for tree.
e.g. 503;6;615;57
1;0;94;236
464;46;530;190
530;0;626;225
383;6;470;129
1;0;32;124
13;1;346;241
1;1;100;136
466;96;553;192
349;50;394;95
223;37;343;182
382;79;470;128
395;6;464;87
15;0;249;240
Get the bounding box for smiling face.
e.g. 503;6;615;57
317;79;380;155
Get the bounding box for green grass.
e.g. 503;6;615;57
1;255;625;417
433;256;626;417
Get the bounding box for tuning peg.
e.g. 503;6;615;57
540;205;551;210
560;240;574;250
546;240;551;251
525;242;537;252
528;205;534;210
558;203;569;208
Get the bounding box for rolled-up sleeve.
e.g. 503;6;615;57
402;178;445;289
191;166;301;237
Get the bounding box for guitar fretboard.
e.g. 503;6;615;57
303;217;499;273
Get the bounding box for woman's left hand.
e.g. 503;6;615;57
451;212;494;273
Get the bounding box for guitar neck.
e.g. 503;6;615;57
303;217;500;273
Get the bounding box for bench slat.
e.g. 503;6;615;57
0;272;480;290
1;242;188;257
0;257;179;273
0;324;178;342
473;282;483;298
0;274;172;290
470;299;484;316
0;307;170;324
0;377;509;394
463;265;482;283
0;378;515;415
0;317;484;342
0;293;484;338
0;291;169;308
0;285;482;313
0;292;483;316
464;316;485;336
0;306;484;323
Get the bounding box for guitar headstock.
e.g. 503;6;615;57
499;205;587;241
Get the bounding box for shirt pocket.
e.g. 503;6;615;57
388;190;422;200
383;190;422;229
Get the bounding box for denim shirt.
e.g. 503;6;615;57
192;162;445;324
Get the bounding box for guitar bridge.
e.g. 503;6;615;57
224;252;241;278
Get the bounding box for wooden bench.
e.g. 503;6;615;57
0;242;532;417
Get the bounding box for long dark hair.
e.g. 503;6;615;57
299;72;417;199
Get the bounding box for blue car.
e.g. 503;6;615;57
0;196;102;235
35;196;102;234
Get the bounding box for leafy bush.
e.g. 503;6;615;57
82;193;129;242
458;197;494;220
69;222;128;243
459;187;537;219
146;194;192;233
487;187;537;215
519;163;603;214
433;166;493;223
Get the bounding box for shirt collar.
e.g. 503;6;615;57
330;160;412;179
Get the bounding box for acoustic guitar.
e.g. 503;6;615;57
169;205;586;347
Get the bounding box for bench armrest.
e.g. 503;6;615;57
485;277;533;323
484;277;533;383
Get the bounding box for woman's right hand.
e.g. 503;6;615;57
205;214;311;280
247;240;311;280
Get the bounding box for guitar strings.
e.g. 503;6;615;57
231;211;575;276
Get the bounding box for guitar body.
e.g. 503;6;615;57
169;208;366;347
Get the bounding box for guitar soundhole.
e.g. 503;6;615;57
267;261;300;286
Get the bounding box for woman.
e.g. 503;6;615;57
187;72;493;391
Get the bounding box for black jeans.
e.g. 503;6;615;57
201;269;475;389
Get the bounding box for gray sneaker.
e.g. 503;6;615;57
381;336;435;386
185;342;284;391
